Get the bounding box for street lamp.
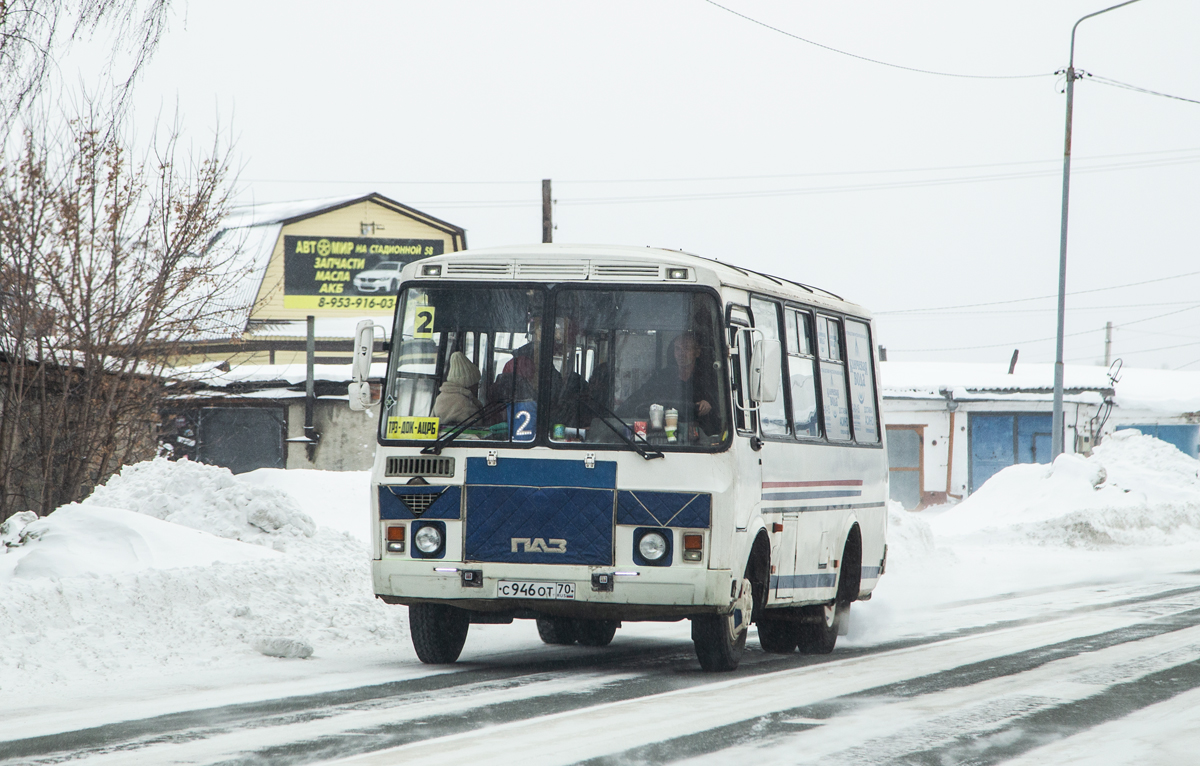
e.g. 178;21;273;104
1052;0;1144;459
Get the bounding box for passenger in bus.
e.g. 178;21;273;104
433;352;484;424
622;331;720;435
488;318;588;428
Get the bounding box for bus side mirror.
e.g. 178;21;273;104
750;337;781;403
349;320;375;411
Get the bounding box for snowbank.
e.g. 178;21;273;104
932;430;1200;547
81;457;317;545
0;459;402;700
1;504;278;581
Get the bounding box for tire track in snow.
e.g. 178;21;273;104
583;607;1200;765
7;581;1200;766
327;588;1200;766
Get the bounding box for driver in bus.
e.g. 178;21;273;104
487;316;588;428
622;331;720;436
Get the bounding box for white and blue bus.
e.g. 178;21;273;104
349;245;887;672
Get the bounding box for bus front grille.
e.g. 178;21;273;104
386;456;455;478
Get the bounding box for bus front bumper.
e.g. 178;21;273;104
372;559;736;620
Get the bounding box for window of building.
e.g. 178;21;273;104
886;425;923;509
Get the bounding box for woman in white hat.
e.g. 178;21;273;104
433;351;484;424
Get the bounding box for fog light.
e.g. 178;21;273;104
387;541;405;553
414;525;442;553
638;531;668;561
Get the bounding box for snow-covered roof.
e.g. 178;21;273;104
1109;367;1200;416
881;361;1200;416
170;361;386;388
881;361;1115;398
222;195;364;229
246;316;392;341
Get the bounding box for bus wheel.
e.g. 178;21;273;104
409;604;470;664
574;619;619;647
756;618;798;654
795;602;846;655
692;577;752;672
536;617;578;645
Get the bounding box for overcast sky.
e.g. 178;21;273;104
74;0;1200;370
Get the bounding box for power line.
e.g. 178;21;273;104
551;155;1200;206
877;269;1200;316
238;145;1200;188
882;301;1200;318
889;303;1200;354
395;152;1200;210
700;0;1054;80
1088;73;1200;106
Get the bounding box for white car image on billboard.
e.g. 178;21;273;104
352;261;404;294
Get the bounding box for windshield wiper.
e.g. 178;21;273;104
421;400;508;455
581;397;664;460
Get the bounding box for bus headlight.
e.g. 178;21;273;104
635;529;671;566
414;525;443;554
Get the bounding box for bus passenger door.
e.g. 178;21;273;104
728;315;763;540
748;297;796;602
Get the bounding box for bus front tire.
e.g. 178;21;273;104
409;604;470;664
691;613;747;672
536;617;578;645
574;619;619;647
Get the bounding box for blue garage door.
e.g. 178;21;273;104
969;413;1053;493
1115;425;1200;459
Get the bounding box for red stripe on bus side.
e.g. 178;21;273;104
762;480;864;488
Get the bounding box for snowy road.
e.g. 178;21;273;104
6;570;1200;766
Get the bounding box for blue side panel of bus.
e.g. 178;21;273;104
463;457;616;565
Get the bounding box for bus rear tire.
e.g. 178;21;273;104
756;618;798;654
409;604;470;664
574;619;618;647
795;602;846;655
536;617;578;645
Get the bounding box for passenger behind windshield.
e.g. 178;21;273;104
618;331;721;437
433;352;484;424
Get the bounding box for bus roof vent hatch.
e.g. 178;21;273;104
591;262;663;281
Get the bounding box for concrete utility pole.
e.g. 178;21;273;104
1105;321;1113;366
542;179;553;243
1052;0;1143;460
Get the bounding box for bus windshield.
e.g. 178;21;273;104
381;285;729;450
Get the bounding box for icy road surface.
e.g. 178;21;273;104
5;566;1200;765
4;431;1200;764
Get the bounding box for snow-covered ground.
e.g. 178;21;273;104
3;430;1200;764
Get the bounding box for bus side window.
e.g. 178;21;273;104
845;319;880;444
787;309;822;439
818;316;851;441
750;297;789;438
